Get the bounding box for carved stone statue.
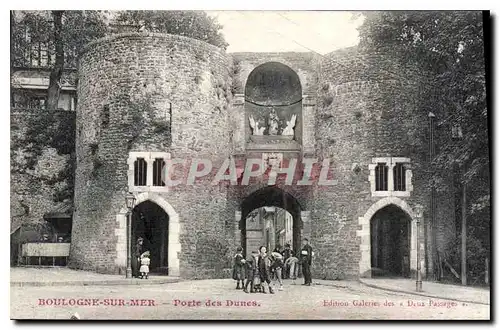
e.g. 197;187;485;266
282;114;297;136
268;108;279;136
249;116;265;135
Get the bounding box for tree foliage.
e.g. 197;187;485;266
115;11;228;49
11;10;109;109
11;10;109;69
358;12;488;183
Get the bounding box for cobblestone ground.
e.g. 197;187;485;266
10;279;489;320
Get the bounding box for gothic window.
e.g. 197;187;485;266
153;158;165;186
394;163;406;191
375;163;388;191
134;158;147;186
370;157;412;197
128;152;170;191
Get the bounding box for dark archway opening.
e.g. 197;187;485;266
245;62;302;106
370;205;411;278
241;187;302;256
132;201;169;275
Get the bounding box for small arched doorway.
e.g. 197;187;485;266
241;187;302;255
370;205;411;278
132;201;169;275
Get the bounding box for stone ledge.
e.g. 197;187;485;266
81;32;226;57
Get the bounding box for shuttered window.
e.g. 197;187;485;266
134;158;147;186
153;158;166;186
394;163;406;191
375;163;388;191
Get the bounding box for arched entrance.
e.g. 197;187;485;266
132;201;169;275
114;192;180;277
357;197;419;278
370;205;411;277
240;187;303;255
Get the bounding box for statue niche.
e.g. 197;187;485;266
245;62;302;150
249;107;297;138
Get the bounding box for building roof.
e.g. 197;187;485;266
11;68;77;91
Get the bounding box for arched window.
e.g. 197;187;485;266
134;158;147;186
375;163;389;191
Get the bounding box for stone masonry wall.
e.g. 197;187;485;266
310;47;455;279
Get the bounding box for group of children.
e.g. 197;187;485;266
232;245;298;294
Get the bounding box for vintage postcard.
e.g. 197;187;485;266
9;10;490;320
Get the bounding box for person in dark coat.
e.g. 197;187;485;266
300;238;313;286
281;243;294;279
132;237;144;278
257;246;275;294
243;250;260;293
232;247;246;289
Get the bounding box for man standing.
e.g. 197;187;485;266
281;243;294;279
300;238;313;286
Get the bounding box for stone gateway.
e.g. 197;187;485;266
52;32;453;280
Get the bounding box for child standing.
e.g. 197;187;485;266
232;247;246;289
139;251;150;279
257;246;274;294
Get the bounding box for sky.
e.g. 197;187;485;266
206;11;365;54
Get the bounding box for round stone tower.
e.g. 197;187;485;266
310;47;445;280
71;33;233;276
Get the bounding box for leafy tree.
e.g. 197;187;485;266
358;11;487;181
11;10;109;108
357;11;490;283
115;10;228;49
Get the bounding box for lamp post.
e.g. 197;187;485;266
125;192;136;278
415;204;424;292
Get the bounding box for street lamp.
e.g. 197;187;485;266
414;204;424;292
125;192;136;278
